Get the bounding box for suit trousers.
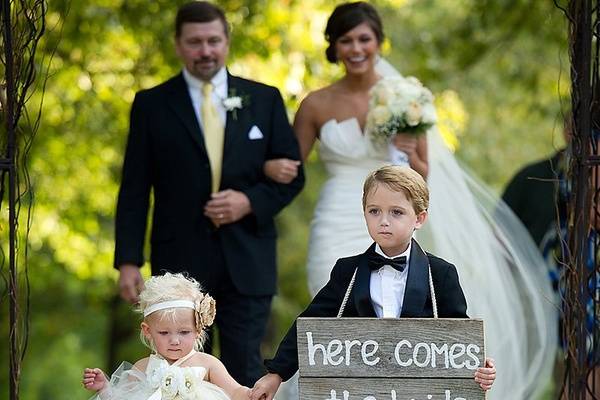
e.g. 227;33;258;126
202;232;272;387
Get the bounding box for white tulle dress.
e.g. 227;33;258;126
89;351;230;400
279;61;557;400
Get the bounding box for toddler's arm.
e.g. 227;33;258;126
204;354;251;400
82;367;108;393
250;372;282;400
230;385;251;400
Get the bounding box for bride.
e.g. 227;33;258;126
265;2;557;399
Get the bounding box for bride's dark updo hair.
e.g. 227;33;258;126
325;2;384;63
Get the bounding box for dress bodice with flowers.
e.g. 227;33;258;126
146;354;208;380
143;354;220;400
89;353;230;400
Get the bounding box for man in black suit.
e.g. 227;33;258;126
114;1;304;386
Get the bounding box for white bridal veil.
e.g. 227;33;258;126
376;58;558;399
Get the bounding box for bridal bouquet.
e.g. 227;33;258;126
366;75;436;143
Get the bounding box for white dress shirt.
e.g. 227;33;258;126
370;243;411;318
182;67;228;129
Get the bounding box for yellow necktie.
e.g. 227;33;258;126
201;82;224;193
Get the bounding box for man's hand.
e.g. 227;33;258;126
475;357;496;391
204;189;252;225
82;367;108;392
263;158;301;184
250;373;282;400
118;264;143;304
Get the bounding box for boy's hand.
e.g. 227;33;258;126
250;373;282;400
474;358;496;391
82;367;108;392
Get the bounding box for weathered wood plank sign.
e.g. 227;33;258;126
297;318;485;400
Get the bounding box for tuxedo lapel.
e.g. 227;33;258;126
401;239;430;317
223;74;251;160
352;244;377;317
166;74;206;153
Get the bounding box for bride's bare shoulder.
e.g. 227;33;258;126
298;84;341;118
305;83;342;103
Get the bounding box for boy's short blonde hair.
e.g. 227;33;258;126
362;165;429;214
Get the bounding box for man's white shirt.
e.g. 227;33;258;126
182;67;228;130
370;242;411;318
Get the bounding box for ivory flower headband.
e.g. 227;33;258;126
143;294;216;331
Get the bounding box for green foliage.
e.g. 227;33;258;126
380;0;569;187
0;1;567;399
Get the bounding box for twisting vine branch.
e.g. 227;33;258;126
558;0;600;398
0;1;47;400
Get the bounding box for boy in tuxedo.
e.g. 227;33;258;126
250;165;496;400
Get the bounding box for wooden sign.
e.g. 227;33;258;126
297;318;485;400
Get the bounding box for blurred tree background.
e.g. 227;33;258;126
0;0;568;398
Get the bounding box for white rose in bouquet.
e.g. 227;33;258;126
366;75;436;144
373;84;395;106
421;103;437;125
405;101;423;126
370;105;392;126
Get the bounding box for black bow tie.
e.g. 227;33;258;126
368;252;407;272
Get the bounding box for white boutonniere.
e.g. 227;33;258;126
222;96;242;111
222;89;248;120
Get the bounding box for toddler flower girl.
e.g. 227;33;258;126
83;272;250;400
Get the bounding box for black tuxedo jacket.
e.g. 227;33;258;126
114;71;304;296
264;240;468;380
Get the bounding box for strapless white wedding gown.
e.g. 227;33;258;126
306;117;390;293
285;117;556;400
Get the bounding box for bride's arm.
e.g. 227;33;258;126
263;95;319;183
392;134;429;178
293;95;320;162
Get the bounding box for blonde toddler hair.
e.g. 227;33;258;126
362;165;429;214
138;272;216;352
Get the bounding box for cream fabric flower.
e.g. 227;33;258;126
160;367;183;399
148;360;169;389
178;369;197;399
195;294;216;330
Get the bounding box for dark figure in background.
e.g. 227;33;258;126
113;1;304;386
502;149;565;246
502;117;572;247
